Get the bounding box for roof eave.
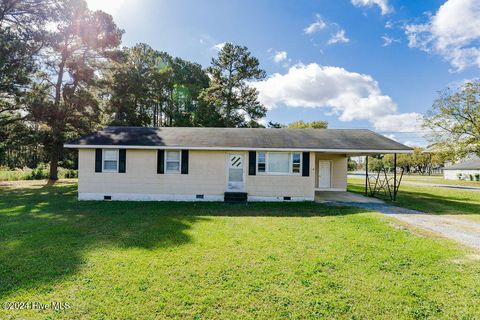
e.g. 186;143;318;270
63;143;413;154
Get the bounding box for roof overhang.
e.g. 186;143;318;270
64;144;413;154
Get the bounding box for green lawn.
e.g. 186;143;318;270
348;177;480;220
400;174;480;187
1;181;479;319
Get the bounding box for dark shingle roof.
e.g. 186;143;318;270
444;158;480;170
65;127;412;152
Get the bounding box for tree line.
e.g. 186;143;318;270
1;0;478;180
0;0;272;179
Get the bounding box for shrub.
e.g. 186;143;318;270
59;167;78;179
27;163;50;180
456;173;463;180
475;174;480;182
469;174;474;181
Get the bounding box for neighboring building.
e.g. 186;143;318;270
443;157;480;180
64;127;412;202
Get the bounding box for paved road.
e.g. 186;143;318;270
348;174;480;191
319;192;480;251
398;180;480;191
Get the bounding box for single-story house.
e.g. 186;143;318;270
64;127;412;202
443;157;480;180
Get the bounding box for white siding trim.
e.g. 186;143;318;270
78;193;315;202
79;193;224;202
65;144;413;154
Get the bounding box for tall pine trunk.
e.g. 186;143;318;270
49;151;59;180
48;143;62;180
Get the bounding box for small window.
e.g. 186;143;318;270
165;151;181;173
103;149;118;172
257;153;266;173
292;153;301;173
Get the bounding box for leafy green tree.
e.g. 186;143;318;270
108;44;209;127
108;43;160;126
200;43;266;127
347;157;357;171
28;0;123;179
0;0;54;126
367;156;384;172
423;81;480;159
287;120;328;129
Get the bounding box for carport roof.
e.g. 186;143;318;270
64;127;413;153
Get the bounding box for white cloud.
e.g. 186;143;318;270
273;51;288;63
252;63;396;121
304;14;327;34
381;35;400;47
212;42;226;51
328;30;350;45
252;63;424;135
373;113;424;132
385;20;393;29
86;0;126;15
405;0;480;71
258;118;268;127
385;134;398;141
351;0;393;15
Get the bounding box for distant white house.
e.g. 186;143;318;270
443;157;480;181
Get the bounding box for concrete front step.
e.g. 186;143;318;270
224;192;248;203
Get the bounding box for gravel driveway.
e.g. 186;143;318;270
322;196;480;250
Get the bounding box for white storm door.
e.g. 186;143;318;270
318;160;332;189
227;154;245;191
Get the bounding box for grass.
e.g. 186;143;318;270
400;174;480;187
348;177;480;220
0;167;32;181
1;181;479;319
0;165;77;181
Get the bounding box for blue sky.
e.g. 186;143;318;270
87;0;480;147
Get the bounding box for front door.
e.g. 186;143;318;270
318;160;332;189
227;154;245;191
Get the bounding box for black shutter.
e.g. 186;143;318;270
119;149;126;173
95;149;102;172
181;150;189;174
302;152;310;177
248;151;256;175
157;150;164;174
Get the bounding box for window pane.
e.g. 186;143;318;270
258;153;266;172
268;153;289;173
166;161;180;172
166;151;180;160
229;168;243;182
292;153;301;173
258;163;266;172
104;160;117;171
292;153;301;163
104;150;117;161
292;163;301;173
258;153;266;163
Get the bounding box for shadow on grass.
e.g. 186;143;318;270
0;182;365;299
348;183;480;215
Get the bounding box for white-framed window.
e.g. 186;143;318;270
257;152;302;175
165;150;181;173
103;149;119;172
292;152;301;173
258;152;266;173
